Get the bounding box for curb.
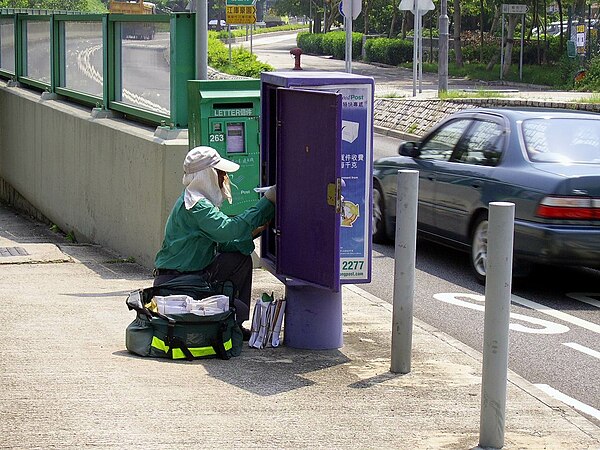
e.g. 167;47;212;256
374;124;419;142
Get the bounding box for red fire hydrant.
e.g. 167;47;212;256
290;47;303;70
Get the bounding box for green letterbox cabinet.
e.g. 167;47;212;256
188;79;261;216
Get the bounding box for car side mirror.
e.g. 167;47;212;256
398;141;420;157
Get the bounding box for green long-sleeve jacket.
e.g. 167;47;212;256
154;193;274;272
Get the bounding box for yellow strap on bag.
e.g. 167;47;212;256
151;336;233;359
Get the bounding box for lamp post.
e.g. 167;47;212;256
195;0;208;79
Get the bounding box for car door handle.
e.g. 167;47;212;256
471;183;481;189
427;175;436;181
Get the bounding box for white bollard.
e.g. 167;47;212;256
479;202;515;449
390;170;418;374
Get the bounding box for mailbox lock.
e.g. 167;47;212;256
327;179;343;214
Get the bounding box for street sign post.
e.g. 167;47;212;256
400;0;435;96
500;4;527;81
340;0;362;73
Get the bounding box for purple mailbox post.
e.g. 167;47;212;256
260;72;374;350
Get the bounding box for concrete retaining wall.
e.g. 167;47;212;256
0;81;188;268
374;97;600;140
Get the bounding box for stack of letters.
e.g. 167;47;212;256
248;292;286;349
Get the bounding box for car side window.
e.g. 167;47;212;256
452;120;504;166
419;119;472;161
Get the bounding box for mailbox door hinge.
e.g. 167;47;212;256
327;179;342;214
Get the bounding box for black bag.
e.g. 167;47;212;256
125;275;243;361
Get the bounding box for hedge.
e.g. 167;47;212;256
364;37;413;65
298;31;411;65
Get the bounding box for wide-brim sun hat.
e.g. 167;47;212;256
183;146;240;174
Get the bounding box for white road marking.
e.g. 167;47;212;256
433;293;569;334
563;342;600;360
511;294;600;335
566;292;600;309
534;384;600;421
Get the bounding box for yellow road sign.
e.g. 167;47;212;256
226;5;256;24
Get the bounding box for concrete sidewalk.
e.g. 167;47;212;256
0;202;598;449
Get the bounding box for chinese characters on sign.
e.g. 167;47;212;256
501;3;527;14
226;5;256;24
341;153;364;170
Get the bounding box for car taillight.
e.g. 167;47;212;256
536;196;600;219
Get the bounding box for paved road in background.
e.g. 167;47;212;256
244;31;598;101
246;30;600;426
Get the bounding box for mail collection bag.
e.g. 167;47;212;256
125;274;243;361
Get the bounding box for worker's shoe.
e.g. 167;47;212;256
239;326;252;341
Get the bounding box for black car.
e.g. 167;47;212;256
372;108;600;281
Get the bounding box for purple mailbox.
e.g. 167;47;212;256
260;71;374;350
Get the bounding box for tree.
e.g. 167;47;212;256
323;0;342;32
0;0;92;9
452;0;463;67
501;12;519;76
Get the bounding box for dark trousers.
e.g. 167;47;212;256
153;252;253;324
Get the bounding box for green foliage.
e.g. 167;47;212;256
574;56;600;91
297;31;324;54
104;256;136;264
82;0;107;13
403;60;573;89
321;30;346;58
208;37;273;78
299;31;413;65
320;31;362;59
66;230;77;243
0;0;105;11
364;37;413;65
439;89;507;100
212;24;306;40
208;36;230;67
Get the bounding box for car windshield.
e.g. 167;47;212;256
522;118;600;164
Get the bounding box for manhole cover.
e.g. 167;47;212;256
0;247;29;257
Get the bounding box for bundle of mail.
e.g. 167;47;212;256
249;292;286;349
150;294;230;316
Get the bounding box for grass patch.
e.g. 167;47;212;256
104;256;136;264
379;91;405;98
439;89;508;99
402;62;567;88
574;93;600;103
211;24;306;40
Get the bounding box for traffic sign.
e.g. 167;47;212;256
226;4;256;24
502;4;527;14
399;0;434;12
341;0;361;20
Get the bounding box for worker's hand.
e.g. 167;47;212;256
252;223;269;238
264;185;276;204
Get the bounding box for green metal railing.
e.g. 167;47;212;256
0;11;195;128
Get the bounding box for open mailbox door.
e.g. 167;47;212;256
275;88;342;291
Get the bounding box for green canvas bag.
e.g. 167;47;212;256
125;275;243;361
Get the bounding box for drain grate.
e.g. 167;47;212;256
0;247;29;257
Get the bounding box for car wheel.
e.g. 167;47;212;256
372;185;387;244
470;214;488;284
